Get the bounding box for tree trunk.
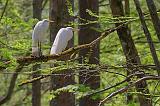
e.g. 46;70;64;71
134;0;160;75
32;64;41;106
49;0;75;106
146;0;160;41
124;0;133;103
110;0;152;106
33;0;43;20
78;0;100;106
32;0;43;106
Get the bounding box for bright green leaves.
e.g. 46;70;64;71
66;0;74;16
0;17;36;34
50;84;100;100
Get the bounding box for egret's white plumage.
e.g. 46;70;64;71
50;27;74;55
32;19;50;56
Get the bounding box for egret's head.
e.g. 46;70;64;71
41;19;48;27
41;19;54;28
42;19;54;22
66;27;73;31
42;19;54;24
66;27;79;32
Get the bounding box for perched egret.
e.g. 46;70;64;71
32;19;54;56
50;27;79;55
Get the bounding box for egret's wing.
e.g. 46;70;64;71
32;21;43;43
66;30;73;41
50;28;68;54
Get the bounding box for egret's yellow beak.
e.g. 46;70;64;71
47;20;54;23
73;28;80;31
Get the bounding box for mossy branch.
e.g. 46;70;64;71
17;23;126;65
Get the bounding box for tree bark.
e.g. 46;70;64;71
124;0;133;103
33;0;43;20
146;0;160;41
110;0;152;106
49;0;75;106
78;0;100;106
32;0;43;106
32;64;41;106
134;0;160;75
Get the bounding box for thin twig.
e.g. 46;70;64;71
85;72;144;97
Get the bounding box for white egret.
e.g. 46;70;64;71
50;27;79;55
32;19;54;56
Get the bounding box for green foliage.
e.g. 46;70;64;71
50;84;101;100
66;0;74;16
1;0;160;106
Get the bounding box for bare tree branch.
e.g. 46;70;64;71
99;76;160;106
85;72;145;97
